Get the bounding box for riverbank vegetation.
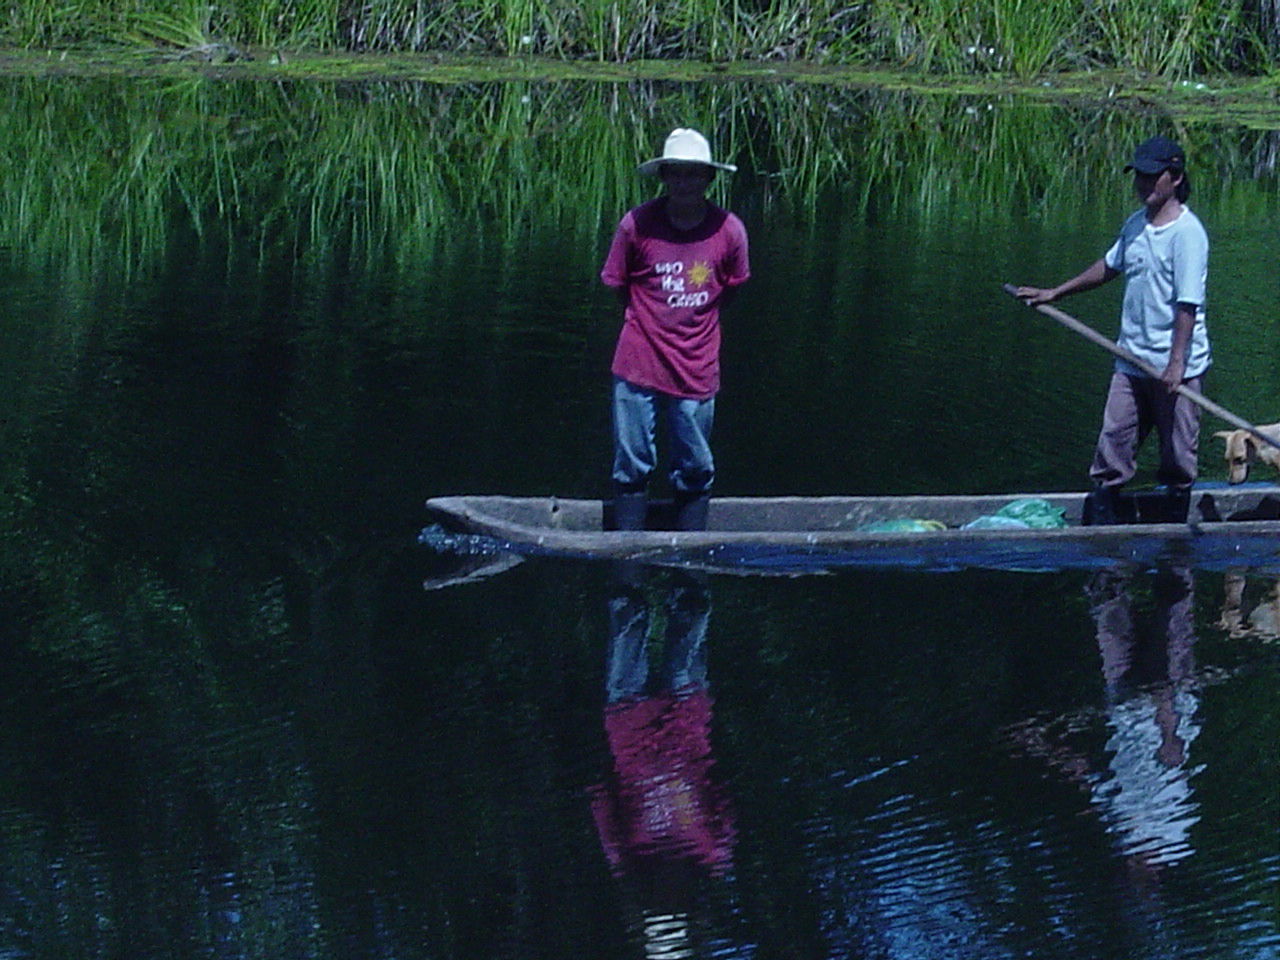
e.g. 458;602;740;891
4;0;1279;78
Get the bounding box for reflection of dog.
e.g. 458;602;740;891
1213;424;1280;483
1217;572;1280;641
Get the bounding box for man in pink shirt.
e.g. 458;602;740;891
600;128;751;531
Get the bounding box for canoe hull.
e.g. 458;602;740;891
423;487;1280;573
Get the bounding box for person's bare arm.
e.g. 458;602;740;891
1161;302;1196;391
1014;258;1119;306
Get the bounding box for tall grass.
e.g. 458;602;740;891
991;0;1080;76
3;0;59;46
1089;0;1254;74
2;0;1276;76
856;0;1078;75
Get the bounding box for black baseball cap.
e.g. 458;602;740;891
1124;136;1186;174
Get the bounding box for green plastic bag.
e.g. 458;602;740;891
858;518;948;533
993;498;1067;529
962;515;1030;530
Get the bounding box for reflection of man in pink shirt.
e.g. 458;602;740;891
601;128;750;532
590;568;735;876
591;689;735;877
589;567;737;956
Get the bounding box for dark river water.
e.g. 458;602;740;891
0;76;1276;958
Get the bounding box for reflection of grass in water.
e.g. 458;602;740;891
734;86;1276;223
0;78;1274;275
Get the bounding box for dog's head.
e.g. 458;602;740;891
1214;429;1256;483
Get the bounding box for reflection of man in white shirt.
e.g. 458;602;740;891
1087;565;1202;868
1091;688;1202;866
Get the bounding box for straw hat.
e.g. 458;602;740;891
638;128;737;176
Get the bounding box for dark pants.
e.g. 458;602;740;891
1090;372;1203;491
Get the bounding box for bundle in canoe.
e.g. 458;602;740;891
423;486;1280;573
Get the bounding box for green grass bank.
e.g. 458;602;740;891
5;0;1279;78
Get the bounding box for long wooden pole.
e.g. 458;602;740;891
1001;283;1280;453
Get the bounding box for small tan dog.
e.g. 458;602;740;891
1213;423;1280;483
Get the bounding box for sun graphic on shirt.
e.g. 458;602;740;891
687;260;712;288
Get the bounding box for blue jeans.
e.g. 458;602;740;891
611;377;715;494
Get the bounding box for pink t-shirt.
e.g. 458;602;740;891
600;197;750;399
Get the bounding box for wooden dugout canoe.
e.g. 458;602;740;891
423;486;1280;573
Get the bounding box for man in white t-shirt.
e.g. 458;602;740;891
1015;136;1210;524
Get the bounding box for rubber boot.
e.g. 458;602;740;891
611;491;648;531
1084;485;1120;526
1164;487;1191;523
674;492;710;531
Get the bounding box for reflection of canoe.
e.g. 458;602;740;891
424;486;1280;573
420;551;523;591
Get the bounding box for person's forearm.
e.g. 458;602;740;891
1015;259;1117;306
1169;304;1195;366
1051;259;1117;300
1170;305;1194;364
1160;303;1196;390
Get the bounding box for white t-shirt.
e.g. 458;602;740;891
1104;206;1211;379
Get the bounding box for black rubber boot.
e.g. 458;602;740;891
1084;485;1120;526
611;491;648;531
674;492;710;531
1165;487;1191;523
